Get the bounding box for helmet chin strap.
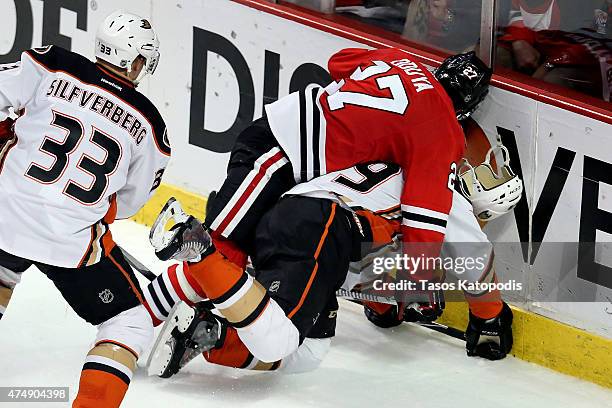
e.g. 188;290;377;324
125;58;149;87
133;69;148;87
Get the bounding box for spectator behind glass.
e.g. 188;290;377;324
497;0;612;102
333;0;481;52
334;0;411;33
402;0;482;52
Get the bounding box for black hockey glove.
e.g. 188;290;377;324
465;302;513;360
363;289;445;328
363;302;402;328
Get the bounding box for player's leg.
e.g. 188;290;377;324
204;117;296;262
443;191;502;316
149;196;359;375
0;249;32;320
277;295;337;373
145;118;298;321
37;246;152;408
204;294;338;373
203;196;356;370
442;191;513;360
143;262;206;325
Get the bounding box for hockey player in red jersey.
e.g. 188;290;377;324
0;10;169;408
203;48;491;265
139;48;505;375
143;142;520;375
160;48;489;327
146;48;491;371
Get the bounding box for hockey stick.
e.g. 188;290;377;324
122;248;466;342
335;288;466;341
119;246;158;281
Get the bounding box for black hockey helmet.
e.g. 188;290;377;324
434;52;492;121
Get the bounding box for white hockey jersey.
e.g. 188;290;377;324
285;162;402;218
287;163;493;285
0;46;170;268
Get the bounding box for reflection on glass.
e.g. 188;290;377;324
281;0;611;103
496;0;612;102
332;0;483;52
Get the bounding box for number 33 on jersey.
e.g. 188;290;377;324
0;46;170;268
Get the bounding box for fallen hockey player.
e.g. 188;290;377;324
143;140;521;375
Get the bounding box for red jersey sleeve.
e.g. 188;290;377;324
399;118;464;280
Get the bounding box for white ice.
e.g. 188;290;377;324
1;220;611;408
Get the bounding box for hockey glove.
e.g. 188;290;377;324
403;289;445;323
465;302;513;360
363;290;445;328
363;301;402;328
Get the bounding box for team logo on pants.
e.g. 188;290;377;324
269;281;281;293
99;289;114;304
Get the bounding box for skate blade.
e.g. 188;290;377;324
146;302;195;377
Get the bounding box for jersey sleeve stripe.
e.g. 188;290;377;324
402;210;447;228
315;88;327;177
210;148;288;236
299;89;308;181
401;218;447;234
210;148;289;237
0;134;18;176
0;62;20;71
401;204;449;221
298;85;326;182
311;87;321;178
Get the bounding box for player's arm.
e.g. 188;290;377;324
0;51;46;121
115;127;171;219
399;122;462;281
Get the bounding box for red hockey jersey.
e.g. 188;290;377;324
265;48;464;259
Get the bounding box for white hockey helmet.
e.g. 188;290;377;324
95;10;160;85
458;144;523;221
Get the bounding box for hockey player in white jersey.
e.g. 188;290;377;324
143;146;520;375
0;10;169;408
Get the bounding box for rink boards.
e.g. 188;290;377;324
1;0;611;388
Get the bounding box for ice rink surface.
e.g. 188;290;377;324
1;220;611;408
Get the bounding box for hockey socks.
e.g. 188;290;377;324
204;326;280;371
144;262;206;325
464;257;503;320
188;251;269;328
72;342;137;408
188;251;300;362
